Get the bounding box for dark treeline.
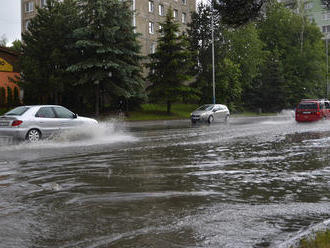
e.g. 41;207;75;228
17;0;327;115
190;0;326;112
20;0;145;115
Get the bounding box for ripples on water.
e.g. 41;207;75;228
1;116;330;247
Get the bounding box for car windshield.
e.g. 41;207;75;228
4;106;30;116
297;103;318;110
197;105;214;111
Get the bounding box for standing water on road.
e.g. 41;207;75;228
1;115;330;247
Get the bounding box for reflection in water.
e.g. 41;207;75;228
0;117;330;247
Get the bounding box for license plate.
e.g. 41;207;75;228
0;122;9;126
302;112;311;114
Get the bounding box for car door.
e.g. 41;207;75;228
35;107;61;138
53;106;81;130
213;105;227;121
211;105;221;122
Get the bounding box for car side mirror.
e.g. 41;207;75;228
73;113;78;119
213;109;217;112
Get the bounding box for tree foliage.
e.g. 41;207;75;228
21;0;80;106
147;9;198;114
0;34;7;46
6;87;13;107
10;40;23;53
214;0;266;26
0;87;5;107
20;0;144;114
188;3;264;110
257;2;326;109
68;0;145;114
189;1;326;112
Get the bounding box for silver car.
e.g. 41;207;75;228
191;104;230;124
0;105;98;142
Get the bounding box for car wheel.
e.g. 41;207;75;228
208;115;214;124
26;129;41;142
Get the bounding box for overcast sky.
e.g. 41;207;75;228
0;0;206;46
0;0;21;45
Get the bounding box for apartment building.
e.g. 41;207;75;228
21;0;196;57
279;0;330;38
133;0;196;56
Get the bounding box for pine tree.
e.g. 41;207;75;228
13;87;20;106
147;9;198;114
0;87;5;107
214;0;266;26
21;0;80;105
7;87;13;107
68;0;145;116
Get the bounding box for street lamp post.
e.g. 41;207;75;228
327;36;329;99
211;0;216;104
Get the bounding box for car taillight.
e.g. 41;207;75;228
12;120;23;126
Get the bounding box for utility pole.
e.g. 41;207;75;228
211;0;216;104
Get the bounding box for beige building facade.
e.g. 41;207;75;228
133;0;196;56
21;0;196;57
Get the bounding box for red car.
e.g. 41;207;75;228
295;99;330;122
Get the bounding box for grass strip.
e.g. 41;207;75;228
296;229;330;248
126;103;198;121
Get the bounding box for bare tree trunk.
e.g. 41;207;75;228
167;100;171;115
95;83;100;117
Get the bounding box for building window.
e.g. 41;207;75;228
308;16;313;23
25;20;31;31
182;12;186;23
148;1;154;13
322;25;330;33
159;4;164;16
182;0;187;4
149;21;154;34
304;2;313;9
323;12;330;20
173;9;178;19
25;2;34;12
40;0;47;7
150;43;156;54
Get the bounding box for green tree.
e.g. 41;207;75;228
214;0;266;26
20;0;80;105
258;2;326;108
188;4;264;109
223;24;265;101
147;9;198;114
0;34;7;46
10;40;23;53
13;87;20;106
68;0;145;116
215;58;242;110
7;87;13;107
249;50;286;112
0;87;5;107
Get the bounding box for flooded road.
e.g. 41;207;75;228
1;113;330;247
